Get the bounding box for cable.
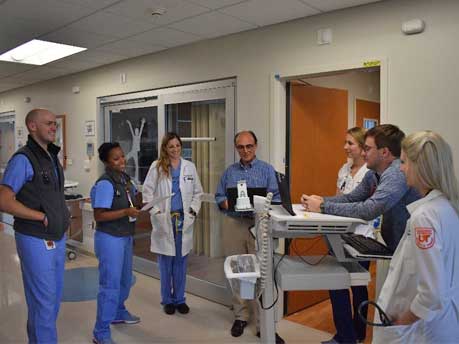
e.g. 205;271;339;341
259;253;286;310
358;300;393;327
290;236;327;266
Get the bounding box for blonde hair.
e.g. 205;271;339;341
347;127;366;148
156;132;182;178
402;131;459;214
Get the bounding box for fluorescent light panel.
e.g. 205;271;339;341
0;39;86;65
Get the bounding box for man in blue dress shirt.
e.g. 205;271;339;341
216;130;284;344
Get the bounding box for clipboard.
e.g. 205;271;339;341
141;194;174;212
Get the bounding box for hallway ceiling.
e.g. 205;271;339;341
0;0;382;93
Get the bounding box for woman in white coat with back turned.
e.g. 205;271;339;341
142;132;202;316
373;131;459;343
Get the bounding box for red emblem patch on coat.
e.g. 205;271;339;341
415;227;435;249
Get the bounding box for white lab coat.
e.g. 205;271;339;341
142;158;203;256
373;190;459;343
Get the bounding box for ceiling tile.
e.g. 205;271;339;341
106;0;210;26
186;0;250;10
48;57;102;73
68;12;156;38
299;0;382;12
42;27;118;49
72;50;129;64
97;39;166;58
8;66;70;83
220;0;319;27
130;27;203;48
169;11;256;38
0;62;35;78
59;0;122;11
0;0;98;29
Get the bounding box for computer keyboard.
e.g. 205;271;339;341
341;234;393;257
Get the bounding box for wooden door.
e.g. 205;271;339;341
287;83;348;314
355;99;380;128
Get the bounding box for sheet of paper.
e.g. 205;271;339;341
140;194;174;211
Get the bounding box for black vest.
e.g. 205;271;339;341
13;136;70;241
95;170;136;237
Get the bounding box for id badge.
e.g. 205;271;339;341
44;240;56;250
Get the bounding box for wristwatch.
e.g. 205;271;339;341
319;202;325;214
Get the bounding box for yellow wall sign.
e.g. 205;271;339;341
363;60;381;67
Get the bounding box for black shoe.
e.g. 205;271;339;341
231;320;248;337
256;331;285;344
163;303;175;315
176;303;190;314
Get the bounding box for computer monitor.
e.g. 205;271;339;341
226;187;267;212
276;172;296;216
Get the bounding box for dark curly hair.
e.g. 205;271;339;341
98;142;121;162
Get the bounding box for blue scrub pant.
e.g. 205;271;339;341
157;226;188;305
93;231;133;341
15;231;66;344
329;260;370;343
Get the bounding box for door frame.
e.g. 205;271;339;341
269;58;388;175
98;79;236;306
269;59;386;315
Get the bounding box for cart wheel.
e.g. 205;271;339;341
67;251;76;260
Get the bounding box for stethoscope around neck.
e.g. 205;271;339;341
358;300;393;327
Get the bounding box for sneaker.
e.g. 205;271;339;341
111;311;141;324
231;320;247;337
164;303;175;315
176;303;190;314
92;337;116;344
256;331;285;344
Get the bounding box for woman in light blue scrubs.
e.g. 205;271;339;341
91;142;141;344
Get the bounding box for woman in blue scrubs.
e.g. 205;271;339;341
91;142;141;344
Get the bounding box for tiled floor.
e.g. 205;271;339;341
0;226;330;343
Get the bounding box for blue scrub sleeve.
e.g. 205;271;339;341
0;154;34;194
90;180;115;209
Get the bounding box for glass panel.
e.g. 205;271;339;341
110;106;159;268
110;106;158;184
165;99;227;286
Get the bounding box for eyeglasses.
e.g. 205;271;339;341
363;145;377;152
236;144;255;151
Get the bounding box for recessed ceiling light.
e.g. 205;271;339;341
0;39;86;65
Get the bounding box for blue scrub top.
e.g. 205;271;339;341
90;177;137;209
170;161;183;212
1;154;34;193
1;152;60;194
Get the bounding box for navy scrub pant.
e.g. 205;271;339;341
329;260;370;344
15;231;66;344
93;231;133;341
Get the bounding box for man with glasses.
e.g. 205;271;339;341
0;109;70;343
301;124;419;344
215;130;283;343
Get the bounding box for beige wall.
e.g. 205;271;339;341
0;0;458;194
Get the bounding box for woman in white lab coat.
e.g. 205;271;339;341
142;132;203;315
373;131;459;343
326;127;373;344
